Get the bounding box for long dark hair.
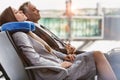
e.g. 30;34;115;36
0;7;17;26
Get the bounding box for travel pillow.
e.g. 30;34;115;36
1;21;35;32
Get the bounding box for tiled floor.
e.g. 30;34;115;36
71;40;120;53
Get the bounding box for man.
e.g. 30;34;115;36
19;2;85;54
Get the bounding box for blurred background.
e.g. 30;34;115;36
1;0;120;53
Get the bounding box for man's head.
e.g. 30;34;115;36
19;2;40;23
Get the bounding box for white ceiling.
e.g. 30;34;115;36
0;0;120;13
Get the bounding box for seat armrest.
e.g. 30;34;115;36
25;66;68;80
25;66;67;73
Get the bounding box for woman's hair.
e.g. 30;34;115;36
0;6;17;26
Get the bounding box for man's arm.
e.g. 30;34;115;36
36;25;85;54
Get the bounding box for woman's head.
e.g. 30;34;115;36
0;6;27;25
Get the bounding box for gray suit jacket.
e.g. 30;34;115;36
12;32;96;80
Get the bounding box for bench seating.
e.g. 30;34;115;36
0;31;68;80
0;31;29;80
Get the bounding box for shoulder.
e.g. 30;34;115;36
12;32;32;46
12;32;29;41
12;32;27;37
34;23;40;27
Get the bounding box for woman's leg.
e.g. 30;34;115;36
93;51;117;80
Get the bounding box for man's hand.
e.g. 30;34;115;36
61;61;72;68
64;54;76;61
65;43;76;54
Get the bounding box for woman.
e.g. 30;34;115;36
0;7;117;80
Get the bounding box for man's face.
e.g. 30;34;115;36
25;3;40;23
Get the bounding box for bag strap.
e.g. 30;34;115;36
28;31;52;53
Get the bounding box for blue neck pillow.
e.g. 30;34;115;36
1;21;35;32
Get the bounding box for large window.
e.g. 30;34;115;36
39;16;104;40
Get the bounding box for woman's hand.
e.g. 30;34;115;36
64;54;76;61
61;61;72;68
65;43;76;54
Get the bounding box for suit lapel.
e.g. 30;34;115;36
33;26;59;50
40;24;65;47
